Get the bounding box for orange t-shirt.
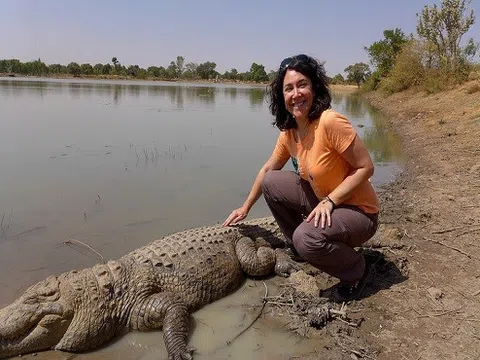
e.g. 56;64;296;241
272;109;379;214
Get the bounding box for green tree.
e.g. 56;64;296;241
331;73;345;84
126;65;140;77
249;62;268;82
23;58;48;75
147;66;160;77
102;63;112;75
166;61;178;79
344;63;371;87
268;70;277;82
93;63;104;75
49;63;66;74
175;56;185;78
111;57;121;75
223;68;238;80
1;59;23;73
80;63;93;75
67;62;81;76
416;0;476;69
196;61;217;80
183;62;198;79
364;28;409;76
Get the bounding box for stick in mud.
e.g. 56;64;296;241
63;239;106;264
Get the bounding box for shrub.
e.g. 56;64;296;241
361;71;382;92
379;40;426;94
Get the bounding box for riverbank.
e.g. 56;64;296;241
0;72;360;92
361;81;480;359
273;79;480;360
0;72;268;87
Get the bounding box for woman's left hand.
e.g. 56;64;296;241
305;199;334;229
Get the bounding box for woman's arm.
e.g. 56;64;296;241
222;154;288;226
306;134;374;228
328;134;374;205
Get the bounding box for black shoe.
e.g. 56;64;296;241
332;265;371;303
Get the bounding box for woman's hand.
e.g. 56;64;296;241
222;205;249;227
305;198;334;229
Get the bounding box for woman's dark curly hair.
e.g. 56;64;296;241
267;54;331;131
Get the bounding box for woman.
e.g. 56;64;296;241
223;54;379;302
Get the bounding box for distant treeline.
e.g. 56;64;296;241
0;56;276;83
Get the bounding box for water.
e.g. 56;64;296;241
0;77;403;359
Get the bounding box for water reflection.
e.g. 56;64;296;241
363;116;404;163
0;78;403;166
223;87;237;102
331;90;403;164
248;87;266;108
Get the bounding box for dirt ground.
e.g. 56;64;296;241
268;80;480;360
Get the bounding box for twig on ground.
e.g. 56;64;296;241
334;335;376;360
416;307;463;318
431;227;462;234
458;227;480;237
63;239;106;264
424;237;479;260
226;281;268;346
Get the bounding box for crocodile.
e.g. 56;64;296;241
0;216;299;359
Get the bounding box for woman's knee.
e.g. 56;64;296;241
292;225;327;258
261;170;280;195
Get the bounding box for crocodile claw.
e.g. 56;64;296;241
274;249;301;277
169;346;195;360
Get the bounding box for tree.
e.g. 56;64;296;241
147;66;160;77
175;56;185;78
166;61;178;79
364;28;409;76
49;63;66;74
331;74;345;84
416;0;476;69
102;63;112;75
67;62;81;76
223;68;238;81
111;57;121;75
249;63;268;82
93;63;104;75
344;63;371;87
268;70;277;82
183;62;198;79
80;63;93;75
126;65;141;77
196;61;217;80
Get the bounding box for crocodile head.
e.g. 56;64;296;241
0;275;74;359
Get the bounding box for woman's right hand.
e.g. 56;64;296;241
222;205;249;227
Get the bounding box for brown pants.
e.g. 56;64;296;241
261;170;378;284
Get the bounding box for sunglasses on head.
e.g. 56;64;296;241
279;54;310;69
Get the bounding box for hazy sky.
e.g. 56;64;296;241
1;0;479;76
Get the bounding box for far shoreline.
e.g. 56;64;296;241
0;72;358;91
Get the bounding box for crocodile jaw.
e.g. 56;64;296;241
0;276;73;359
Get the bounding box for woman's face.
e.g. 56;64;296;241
282;69;313;121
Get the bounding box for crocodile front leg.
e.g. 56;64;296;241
235;236;300;277
130;293;194;360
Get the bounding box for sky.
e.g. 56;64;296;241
0;0;479;76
